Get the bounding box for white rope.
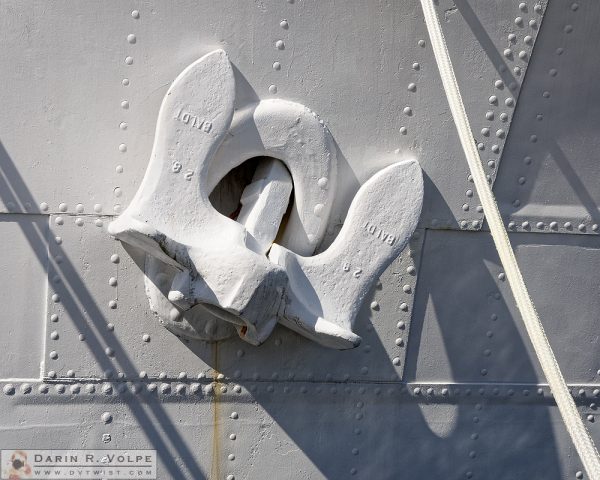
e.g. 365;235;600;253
418;1;600;477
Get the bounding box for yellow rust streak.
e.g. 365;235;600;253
210;341;221;480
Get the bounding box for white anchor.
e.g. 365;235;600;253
109;50;423;349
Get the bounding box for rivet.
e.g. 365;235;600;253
564;25;573;34
230;412;239;420
536;222;544;229
273;61;281;70
317;177;328;189
275;40;285;50
268;84;278;94
108;300;117;309
101;412;113;424
49;351;58;360
131;10;140;19
403;285;411;293
142;334;150;342
403;106;412;116
489;95;498;104
412;62;420;70
3;384;15;395
110;254;120;264
392;357;401;366
121;100;129;109
125;56;133;65
407;83;417;92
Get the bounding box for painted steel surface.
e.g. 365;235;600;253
1;1;599;479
